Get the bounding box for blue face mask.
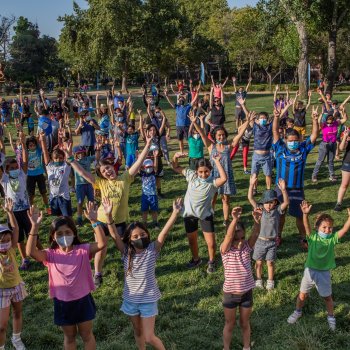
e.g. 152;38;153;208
198;175;213;184
259;119;267;126
287;141;300;150
9;169;20;178
53;161;64;167
216;140;223;145
318;230;330;239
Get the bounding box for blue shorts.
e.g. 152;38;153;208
50;197;73;217
120;300;158;318
141;194;158;212
126;154;137;168
276;186;304;218
76;184;94;204
54;293;96;326
251;152;273;176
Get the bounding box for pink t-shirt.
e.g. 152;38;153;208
221;241;255;294
322;120;339;143
214;86;221;99
43;243;95;301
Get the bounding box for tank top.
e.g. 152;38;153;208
210;105;225;126
293;108;306;127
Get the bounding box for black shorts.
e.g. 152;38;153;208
54;293;96;326
176;126;189;141
102;222;126;238
223;289;253;309
27;174;47;197
8;210;32;243
184;215;214;234
189;157;204;171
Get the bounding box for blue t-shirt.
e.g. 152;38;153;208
253;122;273;151
28;117;34;128
38;116;52;135
140;171;157;196
99;115;110;135
175;104;191;127
272;137;315;189
125;132;139;156
113;95;125;109
75;120;97;146
74;156;95;186
27;147;44;176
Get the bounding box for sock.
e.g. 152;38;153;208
12;332;21;340
23;258;29;263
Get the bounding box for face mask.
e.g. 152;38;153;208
0;241;12;251
318;230;330;239
149;143;159;152
216;140;223;144
117;117;124;122
131;237;150;250
9;169;20;178
193;134;200;140
53;161;64;167
198;175;213;184
145;167;153;174
287;141;300;151
56;235;74;248
259;119;267;126
85;116;92;122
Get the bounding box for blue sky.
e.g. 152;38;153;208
2;0;258;38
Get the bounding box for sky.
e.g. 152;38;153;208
2;0;258;39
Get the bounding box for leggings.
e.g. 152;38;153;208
230;144;249;168
312;141;336;177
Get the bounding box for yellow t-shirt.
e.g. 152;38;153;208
95;171;134;224
0;247;22;289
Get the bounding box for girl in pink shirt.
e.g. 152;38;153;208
26;203;106;350
220;207;262;350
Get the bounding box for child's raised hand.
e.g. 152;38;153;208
27;205;43;226
312;106;319;119
101;198;113;217
189;111;196;123
300;200;312;214
174;151;187;159
231;207;242;220
153;149;159;157
2;198;14;213
172;198;183;214
248;111;257;122
212;153;222;162
252;207;263;223
84;201;98;223
273;108;281;118
237;97;245;106
277;178;286;191
347;208;350;217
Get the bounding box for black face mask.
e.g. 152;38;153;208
131;237;150;250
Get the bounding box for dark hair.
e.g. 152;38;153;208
315;213;334;229
332;100;338;105
286;118;295;124
26;136;38;149
147;123;160;137
95;158;115;178
236;221;245;232
5;158;18;171
122;222;151;276
259;112;269;119
37;106;49;115
51;149;65;160
127;124;135;130
211;126;228;141
286;129;300;139
195;158;213;171
49;216;81;249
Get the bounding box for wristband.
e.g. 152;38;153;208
92;221;103;228
67;156;75;163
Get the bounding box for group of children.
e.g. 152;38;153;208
0;81;349;350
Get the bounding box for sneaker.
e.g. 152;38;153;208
327;315;336;331
266;279;275;290
186;258;202;269
334;202;342;212
19;259;30;271
329;176;337;182
311;176;317;183
255;279;263;289
93;274;103;288
206;261;216;274
46;207;52;215
244;170;250;175
11;337;26;350
287;310;302;324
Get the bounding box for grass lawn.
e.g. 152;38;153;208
1;92;350;349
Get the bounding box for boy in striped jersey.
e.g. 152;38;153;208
272;106;319;248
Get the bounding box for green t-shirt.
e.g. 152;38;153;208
305;231;339;270
188;136;204;159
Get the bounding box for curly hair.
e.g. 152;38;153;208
314;213;334;229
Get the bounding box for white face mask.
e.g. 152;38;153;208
56;235;74;248
193;134;200;140
0;241;12;251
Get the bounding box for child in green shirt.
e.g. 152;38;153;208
287;201;350;330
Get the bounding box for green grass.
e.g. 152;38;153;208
2;93;350;349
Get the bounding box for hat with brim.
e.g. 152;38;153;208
0;224;12;235
73;145;87;155
259;189;279;205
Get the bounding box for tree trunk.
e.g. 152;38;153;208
295;20;308;98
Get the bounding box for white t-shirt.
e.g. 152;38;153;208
183;169;218;219
1;170;30;211
46;162;71;200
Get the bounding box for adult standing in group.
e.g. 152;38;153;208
232;77;252;133
164;88;198;154
272;106;319;248
206;85;225;135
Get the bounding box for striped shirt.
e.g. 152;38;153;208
122;242;161;303
221;241;255;294
273;137;315;189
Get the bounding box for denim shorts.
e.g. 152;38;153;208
253;238;277;261
120;300;158;318
141;194;158;212
341;162;350;172
251;152;272;176
76;184;94;204
50;197;73;217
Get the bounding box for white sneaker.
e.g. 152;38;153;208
327;315;336;331
11;337;26;350
287;310;302;324
255;279;263;288
266;279;275;290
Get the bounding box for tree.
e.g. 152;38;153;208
0;15;16;63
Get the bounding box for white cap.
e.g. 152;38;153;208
143;159;154;168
